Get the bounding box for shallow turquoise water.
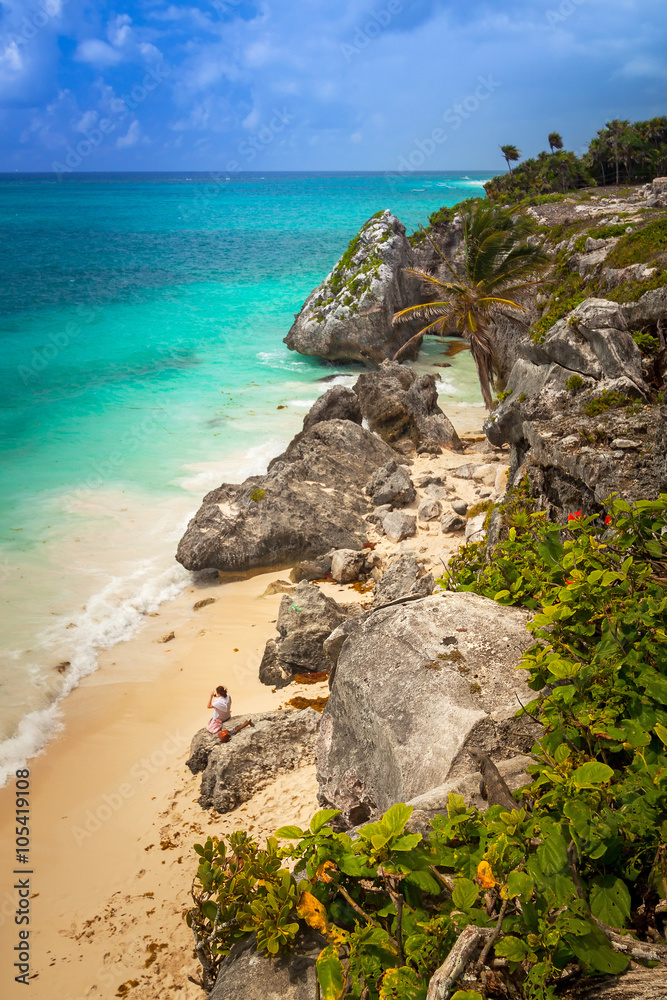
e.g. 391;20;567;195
0;170;489;780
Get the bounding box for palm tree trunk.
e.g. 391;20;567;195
467;324;496;411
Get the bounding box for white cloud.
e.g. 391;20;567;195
116;119;141;148
107;14;133;48
620;55;667;79
75;39;123;67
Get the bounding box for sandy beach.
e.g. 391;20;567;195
0;405;492;1000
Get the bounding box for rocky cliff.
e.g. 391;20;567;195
470;182;667;516
284;210;422;365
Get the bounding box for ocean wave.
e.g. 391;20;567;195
0;560;190;787
177;436;288;492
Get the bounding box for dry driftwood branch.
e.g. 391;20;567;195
476;898;508;971
560;967;667;999
425;924;493;1000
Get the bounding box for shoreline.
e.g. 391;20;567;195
0;403;488;1000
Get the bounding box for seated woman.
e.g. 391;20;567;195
206;685;232;734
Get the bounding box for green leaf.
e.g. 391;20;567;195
451;992;484;1000
642;671;667;705
202;900;219;922
405;869;441;894
337;854;375;878
495;935;532;962
505;870;534;900
567;931;629;974
310;810;340;834
390;833;422;852
537;831;568;875
452;877;479;912
381;803;413;837
275;825;305;839
655;723;667;746
590;876;631;928
571;762;614;788
546;658;578;680
316;945;346;1000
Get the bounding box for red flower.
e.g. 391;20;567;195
605;515;612;525
568;510;582;522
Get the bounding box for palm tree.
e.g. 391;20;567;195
500;144;521;173
605;119;630;186
548;131;563;153
392;203;548;409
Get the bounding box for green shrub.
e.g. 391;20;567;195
632;331;660;354
565;374;584;392
605;218;667;269
606;267;667;303
531;271;588;342
583;390;637;416
250;487;266;502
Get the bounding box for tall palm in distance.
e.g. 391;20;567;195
392;203;549;409
605;118;630;185
500;144;521;172
548;131;564;152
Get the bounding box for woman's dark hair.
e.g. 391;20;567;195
216;685;228;697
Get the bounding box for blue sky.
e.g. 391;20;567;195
0;0;665;173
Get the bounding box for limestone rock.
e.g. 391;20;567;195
316;592;535;828
189;708;320;812
382;510;417;542
354;363;463;453
417;498;442;521
451;498;468;516
365;459;416;507
284;211;422;365
406;755;533;835
176;420;395;573
259;582;348;687
440;512;465;533
290;553;333;582
301;384;362;432
330;549;366;584
207;930;323;1000
450;463;478;480
371;553;435;607
465;512;488;544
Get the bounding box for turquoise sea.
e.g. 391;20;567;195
0;170;490;783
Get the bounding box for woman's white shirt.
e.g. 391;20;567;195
212;695;231;720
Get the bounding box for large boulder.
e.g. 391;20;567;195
208;930;322;1000
259;582;349;687
354;363;463;453
284;211;422;365
301;384;362;432
188;709;321;813
316;592;535;828
176;419;395;572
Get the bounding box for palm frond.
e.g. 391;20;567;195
392;300;455;325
